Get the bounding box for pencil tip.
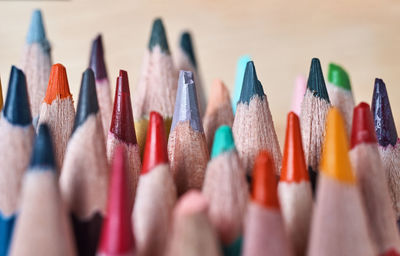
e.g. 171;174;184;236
320;108;355;183
30;123;55;170
171;70;202;132
232;55;251;111
148;18;170;54
350;102;377;148
3;66;32;125
142;111;169;174
0;78;3;111
98;145;135;255
211;125;236;159
252;151;280;208
280;112;309;182
327;63;351;91
72;68;99;133
180;31;197;68
44;63;72;104
371;78;398;147
174;190;209;217
110;70;137;144
26;9;49;47
238;61;265;105
307;58;330;102
89;34;107;80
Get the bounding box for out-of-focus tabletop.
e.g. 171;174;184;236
0;0;399;143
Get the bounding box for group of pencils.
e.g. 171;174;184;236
0;8;399;256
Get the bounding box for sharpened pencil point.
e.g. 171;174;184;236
72;68;99;133
211;125;235;159
280;112;309;182
142;111;169;174
44;64;72;104
371;78;398;147
180;32;197;68
30;124;55;170
307;58;330;102
171;70;202;132
232;55;251;112
320;108;355;183
351;102;377;148
89;34;107;80
238;61;265;105
252;151;280;208
328;63;351;91
110;70;137;144
148;18;170;54
0;79;3;111
26;9;49;48
3;66;32;125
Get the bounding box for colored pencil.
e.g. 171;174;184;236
60;68;109;256
166;190;222;256
176;31;206;117
326;63;354;135
97;145;135;256
9;124;76;256
133;18;178;156
242;151;293;256
168;70;208;195
20;9;52;125
107;70;141;207
278;112;312;256
232;60;282;177
371;78;400;224
203;79;234;152
133;111;176;256
37;63;75;171
202;125;248;255
89;34;113;140
350;102;400;255
232;55;251;113
300;58;331;193
0;78;3;111
290;75;306;116
0;66;34;256
308;108;375;256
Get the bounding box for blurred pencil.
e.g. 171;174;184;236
371;78;400;224
326;63;354;134
134;111;176;256
97;146;135;256
300;58;331;193
38;63;75;171
232;61;281;178
60;68;109;256
176;31;206;117
232;55;251;113
290;75;306;116
9;124;76;256
89;34;113;140
308;108;375;256
107;70;141;207
0;78;3;111
202;125;248;255
168;70;208;195
20;9;52;125
134;18;178;156
0;66;34;256
203;79;234;152
350;102;400;254
166;191;222;256
242;151;293;256
278;112;312;256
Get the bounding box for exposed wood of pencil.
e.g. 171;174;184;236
203;79;233;152
166;191;222;256
326;83;354;135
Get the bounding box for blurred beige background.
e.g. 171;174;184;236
0;0;399;144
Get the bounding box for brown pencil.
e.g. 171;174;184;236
168;70;208;195
60;68;109;256
202;79;234;153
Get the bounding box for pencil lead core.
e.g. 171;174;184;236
44;64;72;104
327;63;351;91
238;61;265;105
211;125;236;159
89;34;107;80
30;124;56;170
180;31;197;68
350;102;377;148
148;18;170;54
307;58;330;102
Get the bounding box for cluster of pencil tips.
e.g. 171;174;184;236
0;8;399;256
